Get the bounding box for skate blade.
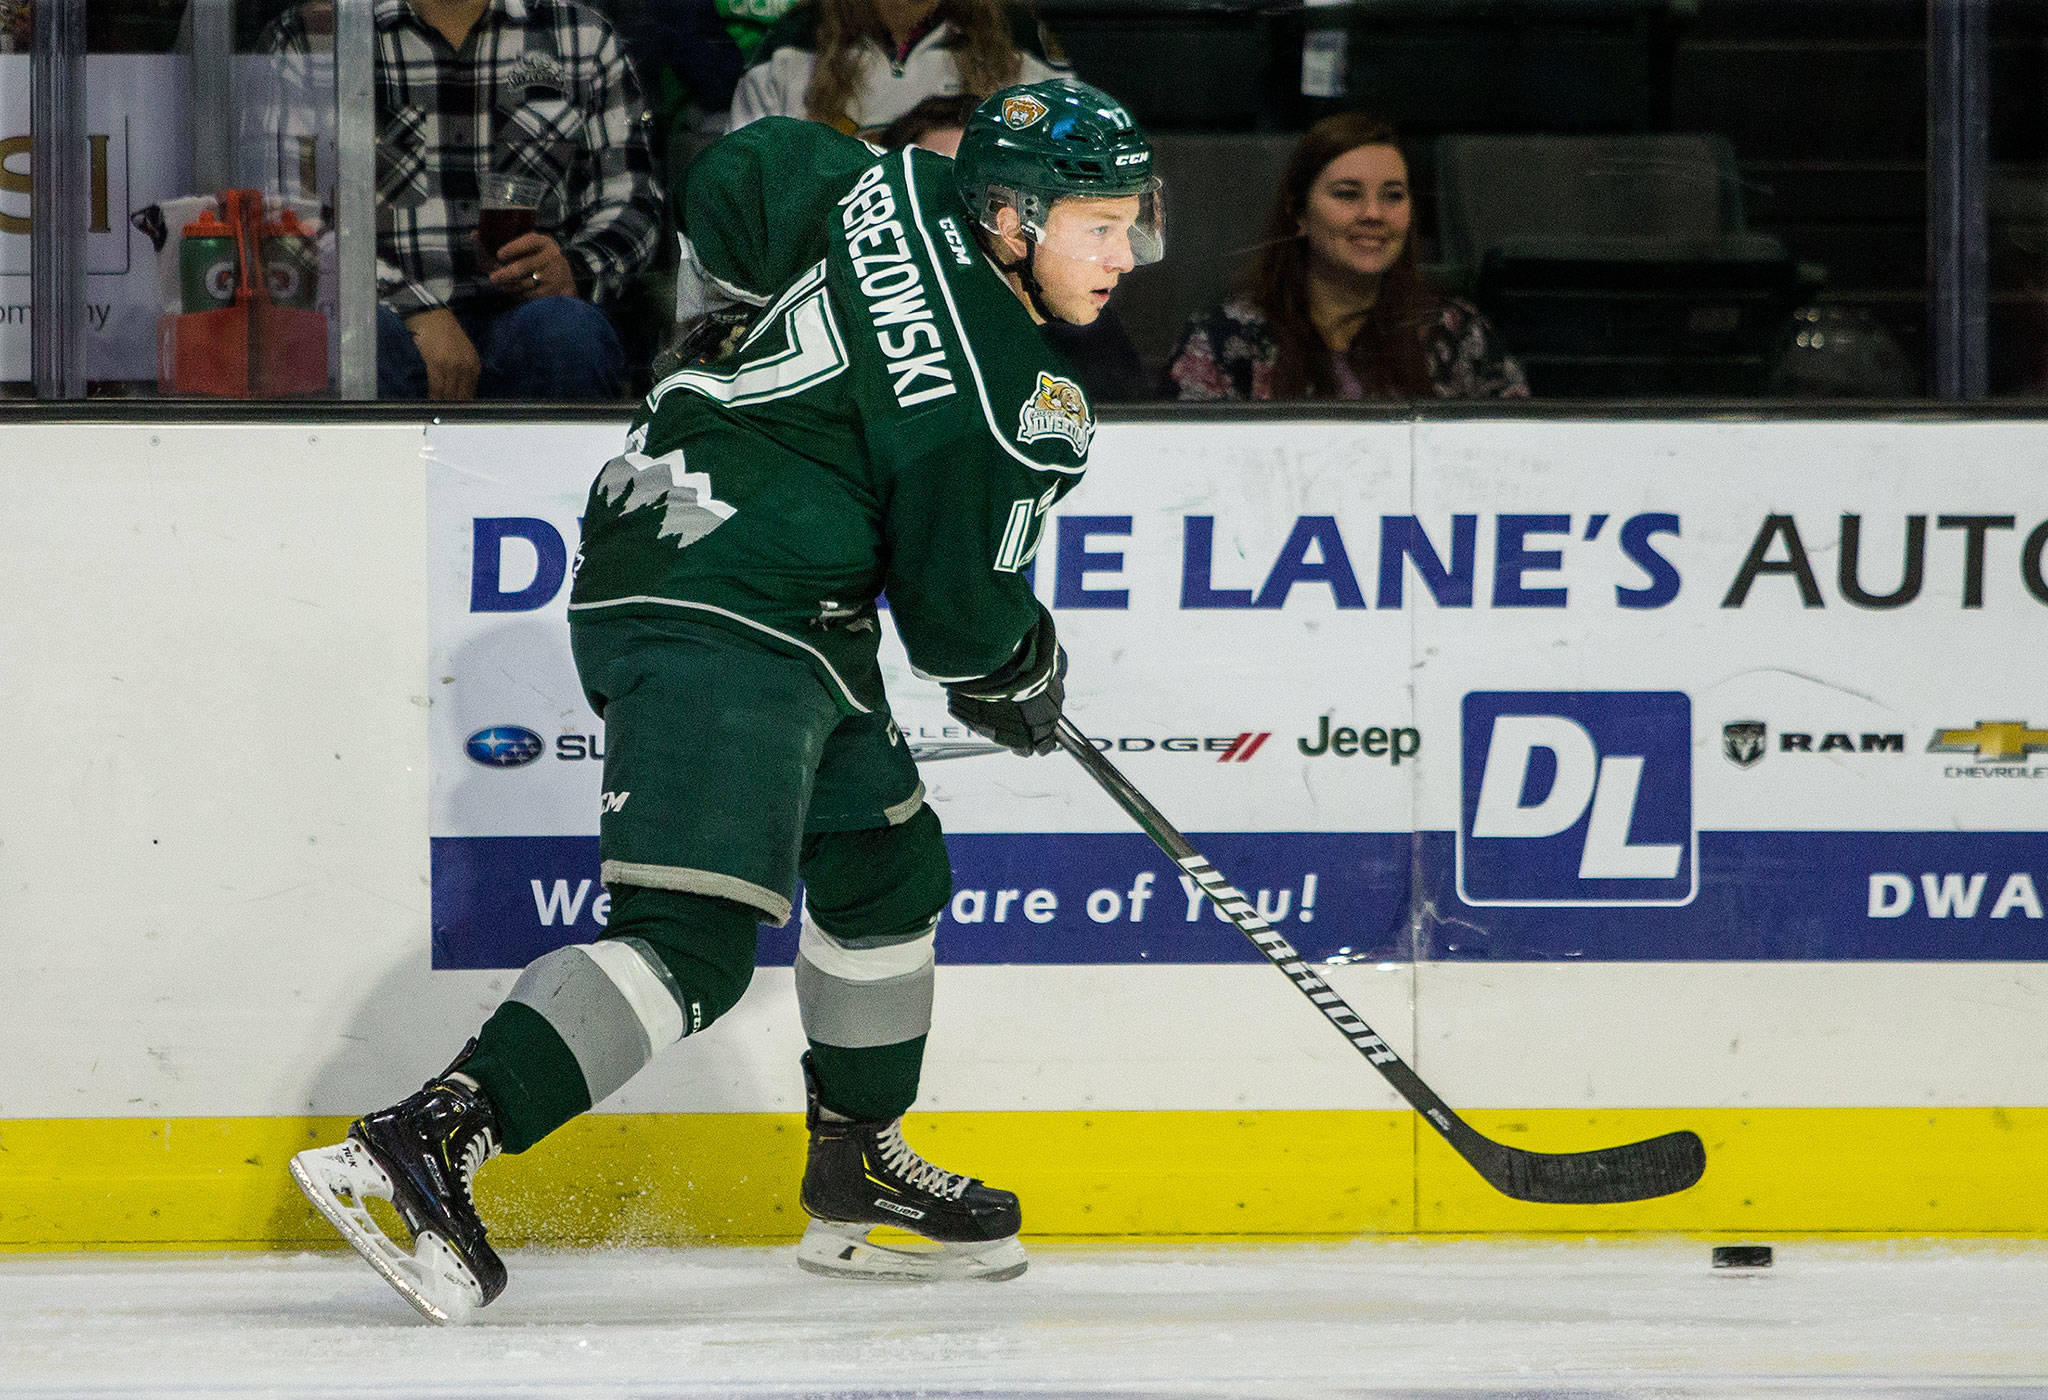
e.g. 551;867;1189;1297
795;1219;1028;1282
289;1143;485;1326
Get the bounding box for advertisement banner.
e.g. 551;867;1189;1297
427;420;1415;970
1407;419;2048;958
428;419;2048;970
0;56;190;380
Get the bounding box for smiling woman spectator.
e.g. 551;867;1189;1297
1167;113;1528;402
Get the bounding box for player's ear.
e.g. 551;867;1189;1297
990;204;1031;261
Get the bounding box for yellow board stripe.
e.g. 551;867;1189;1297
2;1108;2046;1249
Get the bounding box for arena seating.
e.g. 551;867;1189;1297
1434;132;1808;396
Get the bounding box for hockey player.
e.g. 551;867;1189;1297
290;79;1163;1323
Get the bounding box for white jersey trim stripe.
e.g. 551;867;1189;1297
883;781;928;825
599;860;794;925
647;262;845;415
908;660;991;684
567;596;870;713
901;149;1086;477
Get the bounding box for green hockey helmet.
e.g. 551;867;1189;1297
955;79;1163;266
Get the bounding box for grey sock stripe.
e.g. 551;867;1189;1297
795;956;935;1049
507;945;653;1106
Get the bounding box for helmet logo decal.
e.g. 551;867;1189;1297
1017;371;1094;455
1002;94;1049;129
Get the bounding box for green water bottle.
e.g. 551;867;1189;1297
261;210;319;309
179;208;240;312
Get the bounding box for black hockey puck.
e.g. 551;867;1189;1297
1712;1245;1772;1269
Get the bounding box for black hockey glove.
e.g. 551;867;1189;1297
946;608;1066;757
647;305;754;383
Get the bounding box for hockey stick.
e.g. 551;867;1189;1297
1054;717;1706;1205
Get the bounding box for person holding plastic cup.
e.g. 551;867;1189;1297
265;0;665;400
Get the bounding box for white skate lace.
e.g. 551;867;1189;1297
456;1125;499;1200
876;1122;969;1201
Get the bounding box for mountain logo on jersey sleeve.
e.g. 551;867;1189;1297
594;448;737;549
1017;372;1094;455
1002;94;1049;129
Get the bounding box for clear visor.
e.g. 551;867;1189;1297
1005;182;1165;269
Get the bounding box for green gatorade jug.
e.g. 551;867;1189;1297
179;208;239;312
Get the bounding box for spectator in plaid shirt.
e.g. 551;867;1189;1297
271;0;665;399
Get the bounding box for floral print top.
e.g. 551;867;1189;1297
1166;296;1531;401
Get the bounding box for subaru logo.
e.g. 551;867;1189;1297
466;726;545;768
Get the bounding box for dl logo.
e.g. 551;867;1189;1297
1458;692;1695;907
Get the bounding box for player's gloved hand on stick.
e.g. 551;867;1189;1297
675;305;754;365
947;608;1065;756
647;306;756;386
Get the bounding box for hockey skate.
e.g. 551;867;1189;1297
795;1053;1027;1282
288;1044;508;1324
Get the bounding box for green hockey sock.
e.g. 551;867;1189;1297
462;1000;592;1154
806;1034;927;1122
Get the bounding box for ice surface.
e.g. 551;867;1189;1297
3;1239;2046;1399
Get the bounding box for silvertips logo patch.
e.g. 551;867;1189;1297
1017;371;1093;454
1002;95;1049;129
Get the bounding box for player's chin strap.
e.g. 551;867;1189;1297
993;240;1065;326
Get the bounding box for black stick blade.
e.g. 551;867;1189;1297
1051;720;1712;1210
1459;1126;1707;1205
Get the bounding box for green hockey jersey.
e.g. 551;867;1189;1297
568;117;1094;715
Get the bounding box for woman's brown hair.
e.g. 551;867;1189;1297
805;0;1027;133
1248;112;1436;400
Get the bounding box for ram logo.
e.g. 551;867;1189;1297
1722;720;1765;769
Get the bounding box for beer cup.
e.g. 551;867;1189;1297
477;174;548;262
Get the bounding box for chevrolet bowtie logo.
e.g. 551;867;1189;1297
1927;721;2048;762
